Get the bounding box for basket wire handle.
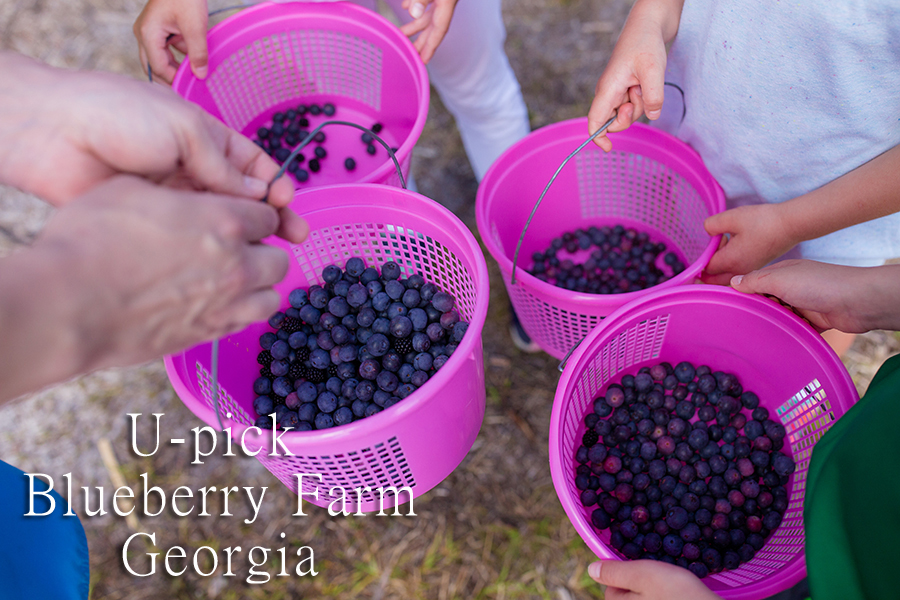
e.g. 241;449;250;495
209;121;406;432
558;335;587;373
510;113;617;285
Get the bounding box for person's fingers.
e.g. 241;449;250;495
588;81;631;151
218;289;283;334
408;0;430;20
704;209;737;236
633;59;665;120
241;244;290;291
627;86;645;122
275;208;309;244
179;114;271;200
417;2;455;63
587;560;649;593
177;4;210;79
134;13;178;84
216;197;280;242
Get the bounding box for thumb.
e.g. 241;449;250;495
588;560;647;592
730;265;788;296
633;62;665;120
179;5;210;79
704;209;737;236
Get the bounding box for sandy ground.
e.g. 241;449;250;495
1;1;899;598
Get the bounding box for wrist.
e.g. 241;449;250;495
629;0;684;42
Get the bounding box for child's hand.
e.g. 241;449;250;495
134;0;209;84
702;204;799;286
732;260;900;334
587;0;683;151
400;0;459;64
587;560;722;600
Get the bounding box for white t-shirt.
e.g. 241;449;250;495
655;0;900;266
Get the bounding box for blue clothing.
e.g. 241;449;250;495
0;460;90;600
657;0;900;266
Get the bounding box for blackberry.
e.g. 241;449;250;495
294;347;311;363
392;336;413;355
328;364;339;378
257;350;273;366
306;367;328;383
281;316;302;333
289;362;307;381
582;429;599;448
272;394;286;405
259;366;273;379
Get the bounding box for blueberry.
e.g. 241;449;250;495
359;359;381;380
772;452;796;477
410;370;429;387
308;158;320;173
323;103;335;116
666;506;689;530
314;146;327;159
451;321;468;343
752;407;769;421
253;395;275;416
366;333;390;356
381;261;401;280
327;296;350;318
295;168;310;182
316;391;338;413
687;428;709;450
367;144;376;155
402;288;421;308
662;534;684;557
314;412;334;429
253;377;273;396
376;370;399;392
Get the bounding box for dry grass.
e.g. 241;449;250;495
1;1;897;599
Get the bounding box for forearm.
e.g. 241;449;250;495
778;144;900;246
625;0;685;43
0;246;97;404
845;264;900;332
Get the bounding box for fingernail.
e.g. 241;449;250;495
647;109;661;119
410;2;425;18
588;562;602;580
634;87;642;97
244;175;268;197
731;275;743;287
194;64;208;79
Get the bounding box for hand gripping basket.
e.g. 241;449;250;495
476;118;726;359
172;1;429;188
164;184;489;513
549;285;859;598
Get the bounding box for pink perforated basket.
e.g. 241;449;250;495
172;1;428;188
164;184;489;513
549;285;859;599
476;118;726;359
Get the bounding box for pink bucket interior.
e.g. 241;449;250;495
550;286;859;599
165;184;489;509
172;1;428;187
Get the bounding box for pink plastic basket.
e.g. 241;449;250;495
172;1;429;188
549;285;859;599
476;118;726;360
164;184;489;513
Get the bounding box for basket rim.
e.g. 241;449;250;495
171;0;430;187
165;184;490;449
547;284;859;597
474;118;726;306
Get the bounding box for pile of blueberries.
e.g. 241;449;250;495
529;225;686;294
252;102;387;183
574;362;795;579
253;258;469;431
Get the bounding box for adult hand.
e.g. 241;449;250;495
399;0;459;64
587;0;683;151
0;52;294;208
731;260;900;334
702;204;798;286
134;0;209;84
0;176;307;403
587;559;722;600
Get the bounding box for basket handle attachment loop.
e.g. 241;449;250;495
510;113;617;285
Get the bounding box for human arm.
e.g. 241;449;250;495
703;143;900;285
0;50;294;209
730;260;900;334
587;559;721;600
587;0;684;151
398;0;459;64
0;176;306;405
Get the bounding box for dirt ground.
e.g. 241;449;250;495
1;1;899;599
